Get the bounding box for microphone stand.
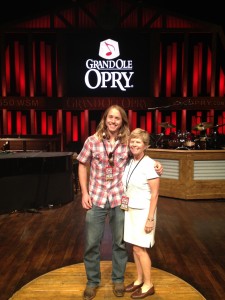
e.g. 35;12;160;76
147;99;191;110
155;133;164;148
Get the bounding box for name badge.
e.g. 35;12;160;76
120;195;129;211
105;166;113;181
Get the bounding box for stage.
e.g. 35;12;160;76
0;151;74;213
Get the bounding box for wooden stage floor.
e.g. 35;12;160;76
10;261;205;299
1;194;225;300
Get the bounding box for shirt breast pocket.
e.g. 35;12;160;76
92;152;106;170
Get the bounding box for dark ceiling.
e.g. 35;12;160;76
1;0;225;30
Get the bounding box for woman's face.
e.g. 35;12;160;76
129;137;146;158
105;108;123;134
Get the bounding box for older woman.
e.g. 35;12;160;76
122;128;160;299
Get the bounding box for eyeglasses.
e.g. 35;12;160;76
108;152;114;167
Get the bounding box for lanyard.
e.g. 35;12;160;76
102;140;119;166
125;155;145;190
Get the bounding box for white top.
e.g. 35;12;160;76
122;155;159;209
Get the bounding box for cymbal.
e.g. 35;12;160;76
192;122;213;131
213;123;225;128
159;122;176;129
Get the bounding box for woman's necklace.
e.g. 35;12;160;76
125;155;145;190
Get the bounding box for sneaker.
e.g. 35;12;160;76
83;286;97;300
113;282;125;297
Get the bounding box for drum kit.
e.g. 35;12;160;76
156;121;224;150
191;122;213;150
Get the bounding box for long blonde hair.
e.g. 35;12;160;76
96;105;130;144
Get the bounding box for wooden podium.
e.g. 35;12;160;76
146;149;225;200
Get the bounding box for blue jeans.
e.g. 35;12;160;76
84;201;128;287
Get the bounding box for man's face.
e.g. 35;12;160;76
106;108;123;134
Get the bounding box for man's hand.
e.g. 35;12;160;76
81;193;92;210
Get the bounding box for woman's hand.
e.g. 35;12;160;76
145;219;154;233
154;160;163;175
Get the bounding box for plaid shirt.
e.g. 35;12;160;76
77;135;129;208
